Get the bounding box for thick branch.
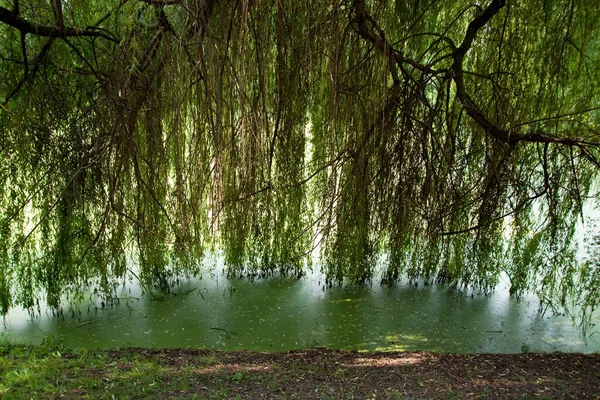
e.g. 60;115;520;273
353;0;400;84
452;0;599;149
454;0;506;60
452;0;513;142
0;6;116;40
353;0;448;80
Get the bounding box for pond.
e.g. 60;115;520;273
1;268;599;353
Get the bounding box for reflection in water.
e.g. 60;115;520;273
0;269;598;353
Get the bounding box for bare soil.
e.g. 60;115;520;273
108;347;600;399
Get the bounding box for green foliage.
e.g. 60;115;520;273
0;0;599;328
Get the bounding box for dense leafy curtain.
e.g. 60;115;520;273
0;0;599;327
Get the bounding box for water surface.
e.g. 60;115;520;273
1;270;598;353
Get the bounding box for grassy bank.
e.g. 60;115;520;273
0;344;599;399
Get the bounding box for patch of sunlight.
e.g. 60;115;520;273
329;298;364;304
4;368;35;387
363;333;431;352
198;354;218;364
345;353;433;368
123;366;149;379
199;363;270;375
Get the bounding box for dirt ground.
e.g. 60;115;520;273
109;347;600;399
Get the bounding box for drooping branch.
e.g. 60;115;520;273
0;0;598;327
452;0;600;150
353;0;401;84
352;0;448;80
0;6;117;41
2;36;56;106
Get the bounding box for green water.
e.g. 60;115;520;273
1;271;599;353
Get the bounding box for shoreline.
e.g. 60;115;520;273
1;345;599;398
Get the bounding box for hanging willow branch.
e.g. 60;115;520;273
0;6;117;40
451;0;598;149
0;0;599;328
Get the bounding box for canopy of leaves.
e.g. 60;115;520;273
0;0;599;326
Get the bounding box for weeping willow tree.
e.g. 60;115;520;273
1;0;599;324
